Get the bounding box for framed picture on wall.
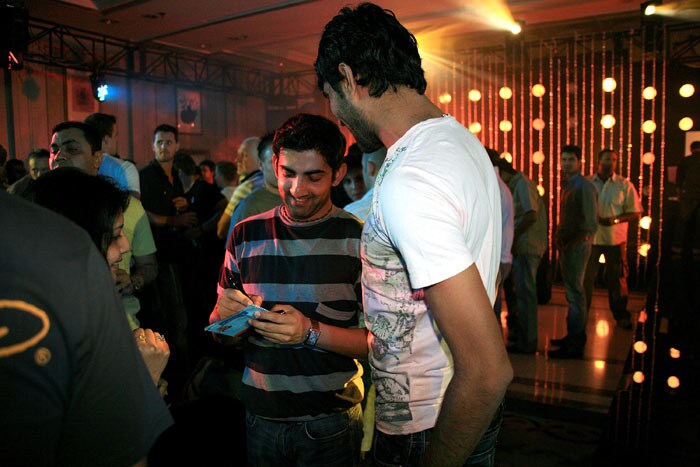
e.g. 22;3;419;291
177;89;202;134
67;73;97;121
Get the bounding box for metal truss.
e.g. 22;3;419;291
23;18;317;100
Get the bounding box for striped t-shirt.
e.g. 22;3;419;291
218;206;364;420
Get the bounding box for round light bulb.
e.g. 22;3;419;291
499;120;513;132
537;185;545;196
642;86;657;100
679;117;694;131
602;77;617;92
670;348;681;359
598;254;606;264
501;152;512;163
640;216;652;230
532;118;546;131
638;243;651;257
633;371;645;384
600;114;616;129
468;122;482;134
499;86;513;100
438;93;452;104
643;152;656;165
468;89;482;102
679;84;695;98
531;84;546;98
532;151;545;165
642;120;657;134
634;341;648;354
667;376;680;389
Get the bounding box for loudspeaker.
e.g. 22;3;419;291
1;1;30;70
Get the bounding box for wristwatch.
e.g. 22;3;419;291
304;319;321;346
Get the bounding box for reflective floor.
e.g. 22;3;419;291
494;285;647;467
502;284;645;414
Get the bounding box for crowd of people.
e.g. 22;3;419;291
2;2;679;466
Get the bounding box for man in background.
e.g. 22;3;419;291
584;149;642;330
216;137;264;239
85;112;140;198
551;144;598;359
7;148;50;196
344;146;387;221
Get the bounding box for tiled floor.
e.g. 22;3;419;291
494;284;647;467
502;285;645;414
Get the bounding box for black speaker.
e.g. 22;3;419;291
1;1;30;71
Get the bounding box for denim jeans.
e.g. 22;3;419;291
246;404;363;467
559;239;592;351
371;402;504;467
583;243;629;321
510;254;542;351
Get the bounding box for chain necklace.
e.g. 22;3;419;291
280;203;334;224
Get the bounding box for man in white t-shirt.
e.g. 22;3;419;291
316;4;513;466
584;149;642;330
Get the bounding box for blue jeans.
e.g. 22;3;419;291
559;239;592;351
371;402;504;467
246;404;363;467
511;254;542;351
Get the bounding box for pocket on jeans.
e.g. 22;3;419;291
245;411;258;429
304;413;349;441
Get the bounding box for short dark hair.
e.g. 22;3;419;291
27;148;50;161
273;113;346;171
315;2;427;98
690;141;700;151
598;148;618;160
257;132;275;162
51;121;102;154
199;159;216;172
84;113;116;140
216;161;237;182
562;144;582;160
484;147;500;166
174;151;198;176
26;167;129;258
153;124;178;142
495;158;516;175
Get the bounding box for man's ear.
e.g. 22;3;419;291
332;161;348;187
92;151;103;170
338;63;357;96
367;161;379;177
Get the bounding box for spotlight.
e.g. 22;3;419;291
642;1;661;16
90;72;109;102
510;21;523;35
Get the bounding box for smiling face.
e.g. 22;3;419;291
105;211;130;276
274;148;345;221
49;128;102;174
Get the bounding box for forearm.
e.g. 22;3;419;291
421;368;509;466
216;213;232;239
314;323;368;360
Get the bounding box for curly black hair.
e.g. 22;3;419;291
315;2;427;98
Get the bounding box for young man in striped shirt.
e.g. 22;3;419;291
210;113;367;466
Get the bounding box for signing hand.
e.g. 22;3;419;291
249;304;310;345
212;288;263;322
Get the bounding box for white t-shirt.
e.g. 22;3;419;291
362;115;501;435
589;173;642;245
